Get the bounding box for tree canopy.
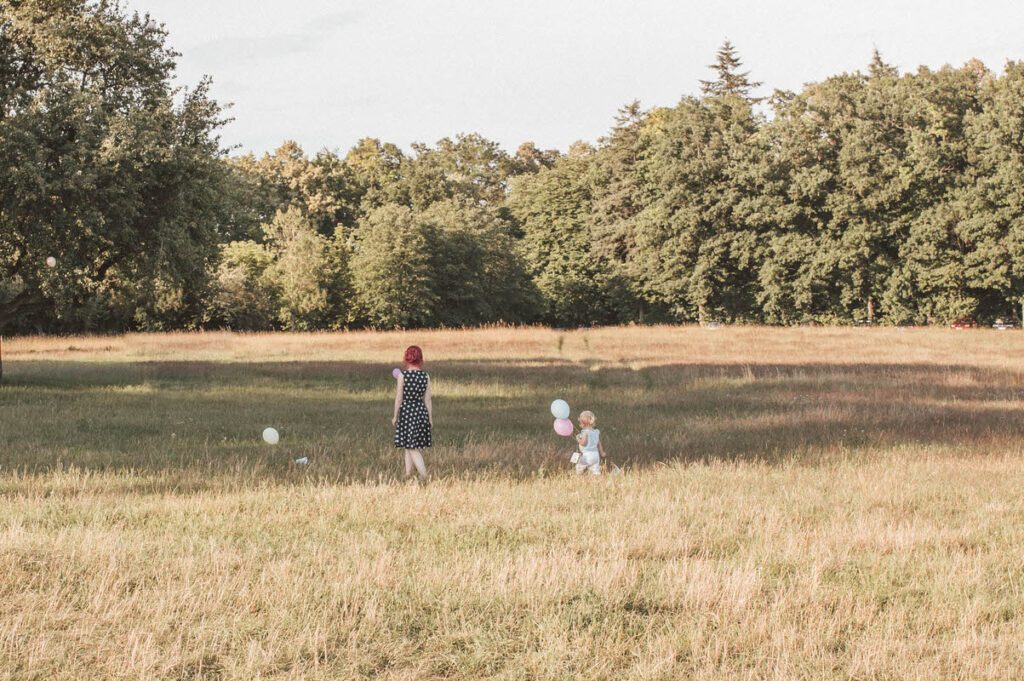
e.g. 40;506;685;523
1;0;236;332
3;17;1024;333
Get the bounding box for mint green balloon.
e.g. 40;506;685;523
550;399;570;420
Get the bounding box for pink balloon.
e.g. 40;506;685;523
554;419;574;437
392;368;402;379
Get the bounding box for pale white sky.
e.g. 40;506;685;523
123;0;1024;156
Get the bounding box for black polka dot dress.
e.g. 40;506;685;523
394;369;432;449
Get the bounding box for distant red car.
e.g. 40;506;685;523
950;317;978;330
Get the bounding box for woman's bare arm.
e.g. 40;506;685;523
392;375;404;427
425;381;433;426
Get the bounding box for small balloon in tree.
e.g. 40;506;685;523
550;399;570;420
262;427;280;445
45;256;57;268
553;418;574;437
392;368;402;379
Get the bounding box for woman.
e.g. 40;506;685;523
392;345;432;481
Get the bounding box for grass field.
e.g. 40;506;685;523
2;326;1024;679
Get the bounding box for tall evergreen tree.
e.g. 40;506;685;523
868;47;900;79
634;41;766;324
700;40;762;100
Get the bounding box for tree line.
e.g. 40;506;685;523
3;1;1023;334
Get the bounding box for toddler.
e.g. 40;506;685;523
574;410;606;475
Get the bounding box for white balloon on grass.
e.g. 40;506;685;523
262;427;280;445
293;457;309;465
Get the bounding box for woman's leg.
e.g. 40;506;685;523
409;449;427;479
404;450;414;478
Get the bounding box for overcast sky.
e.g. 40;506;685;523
123;0;1024;156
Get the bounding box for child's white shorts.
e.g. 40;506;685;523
575;452;600;475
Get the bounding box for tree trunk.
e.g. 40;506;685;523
698;304;706;326
867;297;875;323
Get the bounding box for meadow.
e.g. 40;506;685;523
1;326;1023;679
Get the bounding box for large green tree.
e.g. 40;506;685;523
6;13;1024;334
209;239;278;330
349;204;437;328
632;98;764;321
0;0;233;332
263;207;351;330
889;62;989;323
232;142;362;237
829;54;907;322
407;134;517;209
957;61;1024;323
418;199;538;326
586;101;650;319
509;154;632;326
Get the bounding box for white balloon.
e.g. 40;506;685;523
262;427;279;445
294;457;309;465
550;399;570;420
45;256;57;268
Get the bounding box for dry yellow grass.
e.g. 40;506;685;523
6;324;1022;368
1;326;1023;679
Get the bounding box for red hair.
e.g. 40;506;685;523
403;345;424;369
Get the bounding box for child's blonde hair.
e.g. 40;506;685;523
579;410;596;427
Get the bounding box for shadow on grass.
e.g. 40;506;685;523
1;359;1022;486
